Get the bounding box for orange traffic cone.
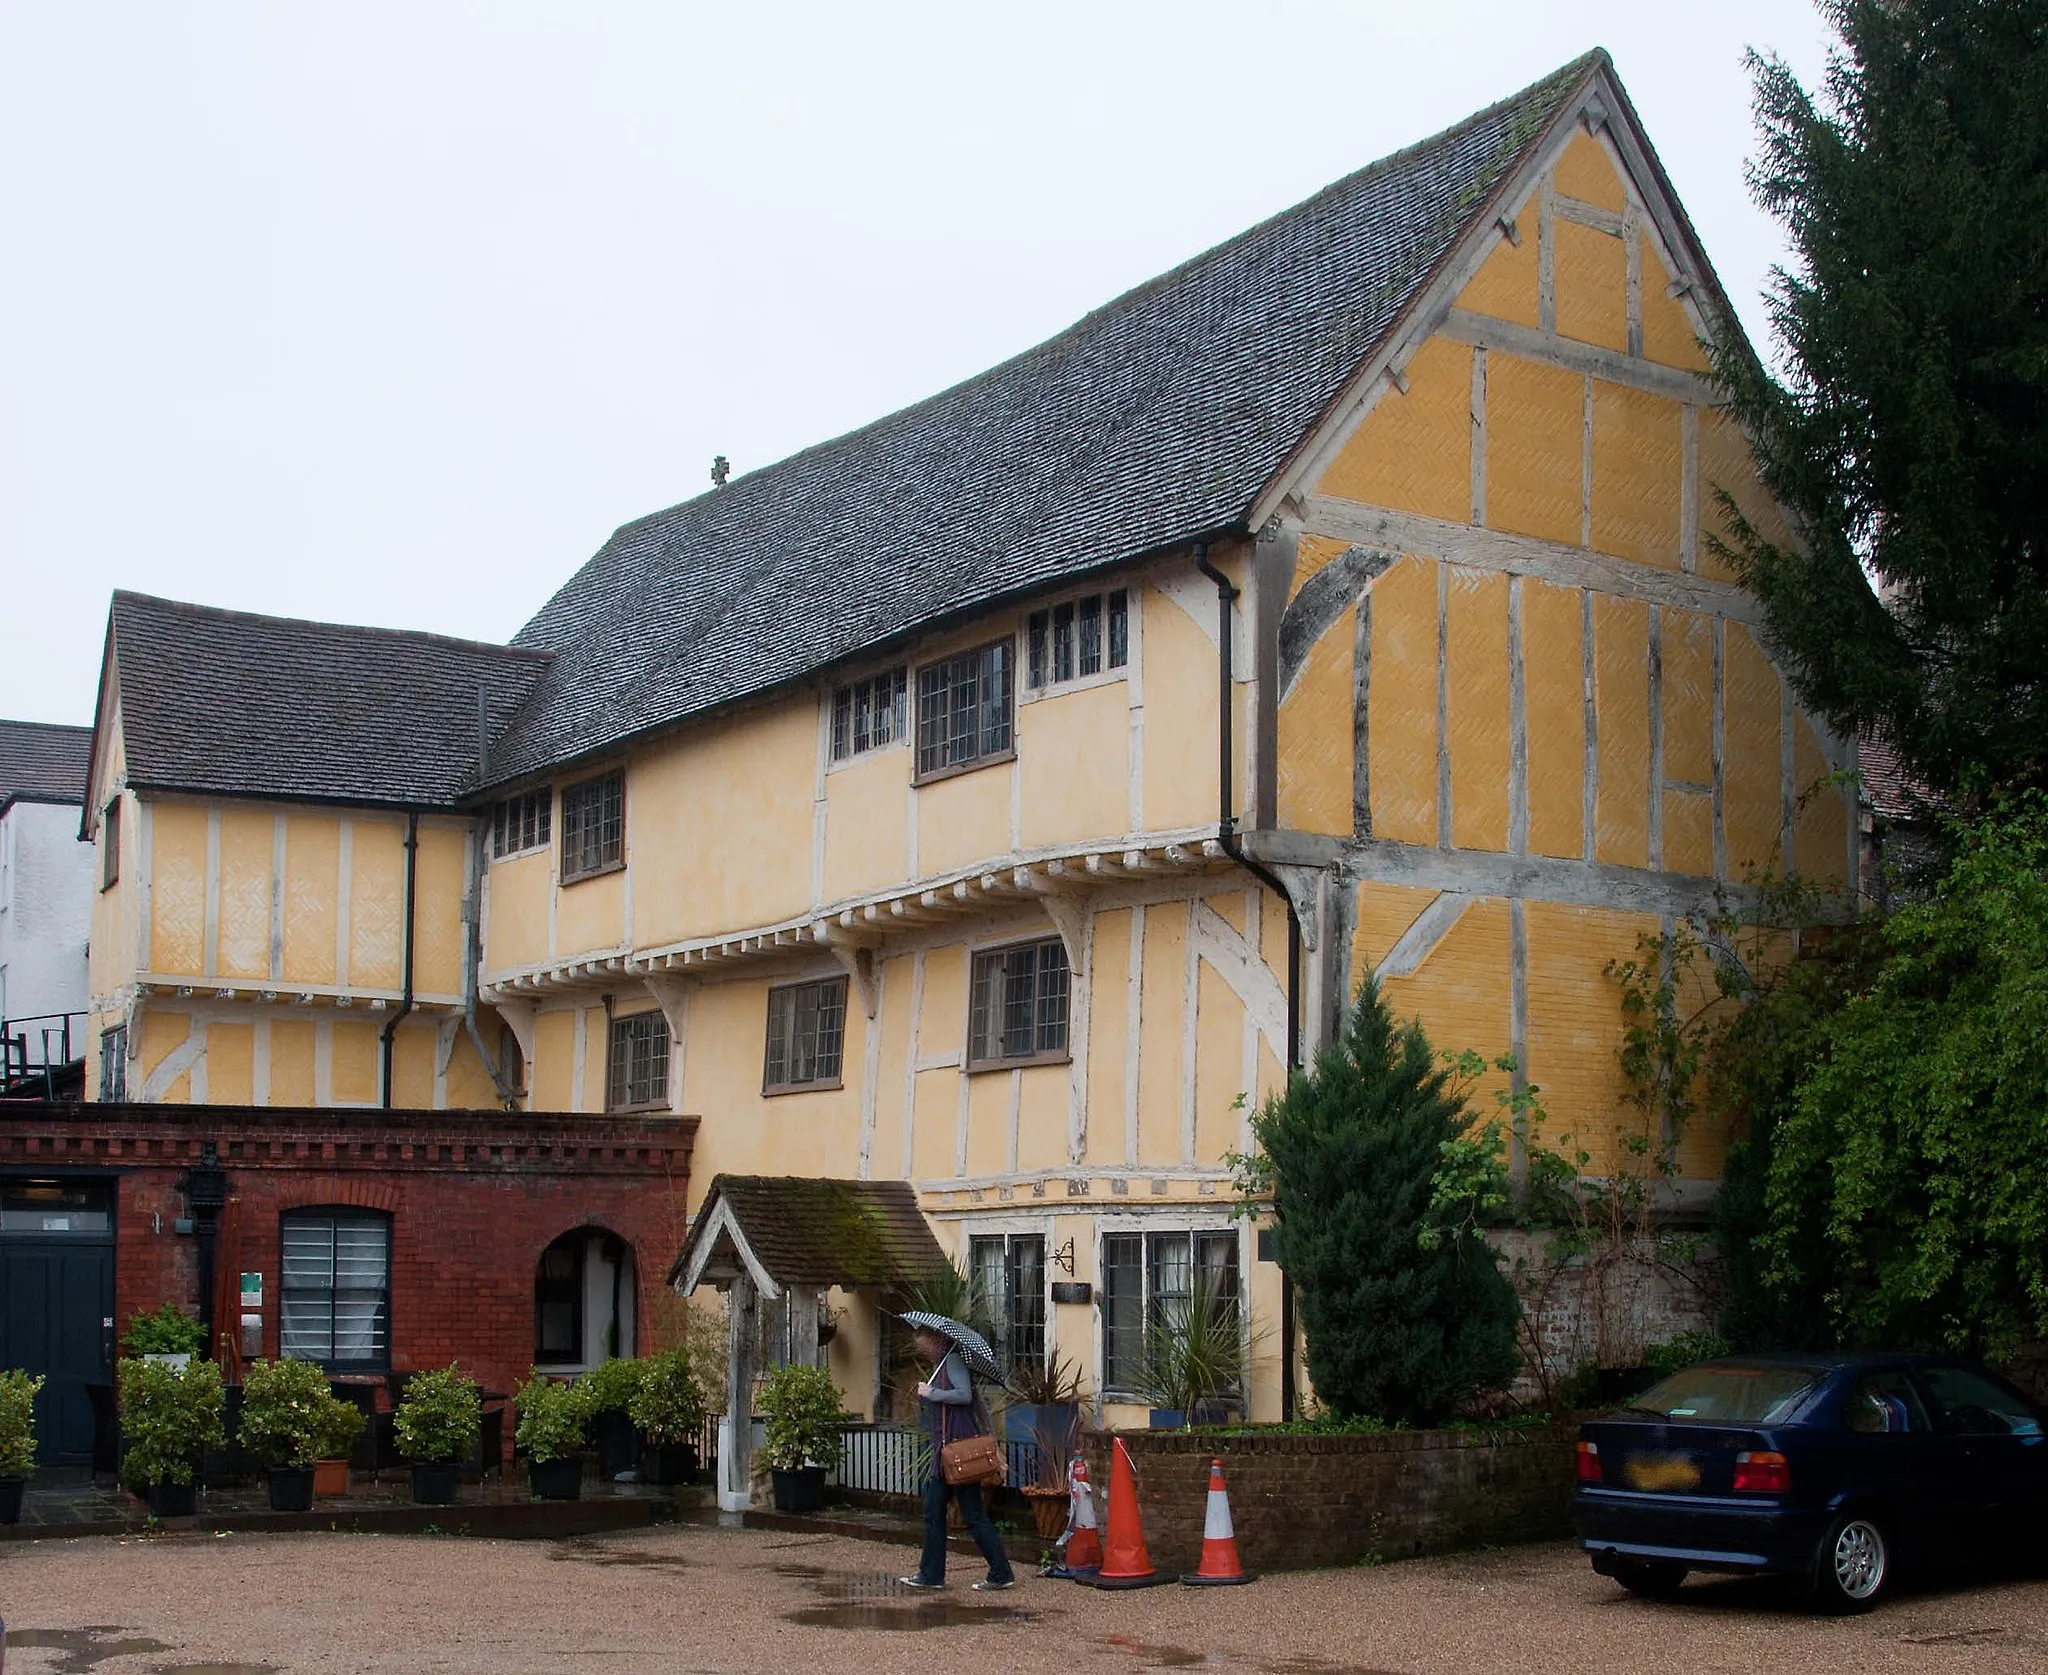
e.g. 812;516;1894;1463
1181;1458;1257;1585
1091;1437;1167;1589
1062;1453;1103;1576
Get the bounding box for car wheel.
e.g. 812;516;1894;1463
1812;1513;1890;1613
1610;1559;1688;1600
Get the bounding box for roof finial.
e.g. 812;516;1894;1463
710;454;731;489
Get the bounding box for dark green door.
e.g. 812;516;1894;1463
0;1179;116;1468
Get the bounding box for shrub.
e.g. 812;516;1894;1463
1643;1331;1731;1380
238;1358;338;1470
393;1364;481;1465
118;1356;226;1490
578;1356;643;1417
515;1372;590;1465
313;1393;366;1462
627;1346;706;1445
0;1370;44;1478
758;1364;851;1472
1136;1279;1251;1422
121;1303;206;1358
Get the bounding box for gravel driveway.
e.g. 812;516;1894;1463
1;1525;2042;1674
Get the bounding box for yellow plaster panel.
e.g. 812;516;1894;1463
1016;1065;1067;1175
1194;962;1244;1166
150;802;208;976
1277;598;1355;838
1350;880;1442;999
1664;788;1714;878
555;867;625;961
216;808;273;981
1591;382;1682;569
1522;579;1584;859
1288;534;1350;601
1365;556;1438;846
1552;132;1625;214
1524;900;1658;1177
1447;568;1510;852
412;825;469;996
1455;229;1540;330
1379;896;1511;1103
919;944;967;1059
141;1008;190;1081
331;1019;379;1105
1021;681;1129;849
869;954;916;1178
1662;608;1715;786
483;850;551;975
1699;410;1790;582
281;815;339;986
1553;219;1628;354
1136;900;1188;1167
916;765;1010;880
823;751;910;903
1795;719;1849;885
269;1019;315;1107
1593;596;1650;868
1085;909;1133;1169
444;1026;503;1110
349;820;406;991
911;1068;958;1182
392;1023;436;1110
208;1022;254;1105
1486;354;1582;548
1314;337;1471;524
532;1009;576;1111
1724;626;1783;877
964;1069;1009;1178
1205;890;1245;936
1142;582;1222;834
1639;235;1711;372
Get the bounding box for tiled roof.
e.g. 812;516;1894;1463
1858;734;1938;823
0;719;93;812
492;53;1600;781
667;1174;947;1289
106;592;551;809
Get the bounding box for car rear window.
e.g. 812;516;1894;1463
1627;1363;1822;1425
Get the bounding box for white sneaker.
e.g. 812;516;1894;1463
972;1577;1016;1592
898;1575;945;1590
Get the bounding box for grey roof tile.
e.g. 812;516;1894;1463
0;719;93;812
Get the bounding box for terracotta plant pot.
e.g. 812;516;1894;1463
312;1458;349;1497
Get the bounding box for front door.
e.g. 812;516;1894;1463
0;1178;116;1468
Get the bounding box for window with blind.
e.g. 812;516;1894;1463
280;1210;391;1370
98;1026;127;1102
763;976;848;1093
831;668;908;762
915;640;1013;780
607;1011;670;1111
491;787;552;858
967;937;1070;1068
560;770;624;881
1026;589;1129;691
1100;1228;1240;1398
969;1234;1047;1374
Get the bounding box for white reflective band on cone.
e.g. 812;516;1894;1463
1204;1485;1234;1541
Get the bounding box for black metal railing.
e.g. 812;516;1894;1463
0;1010;85;1098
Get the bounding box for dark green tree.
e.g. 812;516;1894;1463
1250;978;1520;1426
1715;0;2048;800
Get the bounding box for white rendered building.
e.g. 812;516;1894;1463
0;721;94;1091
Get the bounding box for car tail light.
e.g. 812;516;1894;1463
1732;1450;1790;1493
1576;1441;1602;1482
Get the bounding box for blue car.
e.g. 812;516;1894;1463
1571;1353;2048;1610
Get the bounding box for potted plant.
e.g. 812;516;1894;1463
118;1355;226;1517
393;1363;481;1505
237;1358;342;1511
578;1357;643;1479
121;1303;206;1369
311;1395;365;1496
1005;1350;1086;1540
758;1363;850;1513
627;1346;706;1486
515;1371;589;1501
1137;1279;1250;1430
0;1370;44;1524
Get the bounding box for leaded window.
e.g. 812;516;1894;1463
98;1026;127;1102
1027;589;1129;690
607;1010;670;1111
280;1210;391;1370
491;787;552;858
560;771;624;881
967;938;1069;1068
831;668;908;761
764;977;848;1093
1099;1229;1240;1399
915;641;1013;779
969;1234;1047;1375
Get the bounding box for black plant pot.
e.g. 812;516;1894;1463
770;1465;827;1513
0;1475;23;1524
638;1442;699;1486
528;1456;583;1501
267;1466;315;1512
410;1461;461;1505
146;1480;197;1518
592;1410;638;1476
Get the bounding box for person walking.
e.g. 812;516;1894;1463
899;1325;1017;1591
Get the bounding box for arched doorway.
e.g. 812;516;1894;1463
534;1227;636;1368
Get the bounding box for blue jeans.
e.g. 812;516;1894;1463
918;1472;1014;1585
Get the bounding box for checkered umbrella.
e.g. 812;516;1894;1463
898;1310;1002;1380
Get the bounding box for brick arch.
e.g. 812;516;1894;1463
274;1181;402;1216
531;1218;638;1268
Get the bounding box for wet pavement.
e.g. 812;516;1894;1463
3;1523;2047;1673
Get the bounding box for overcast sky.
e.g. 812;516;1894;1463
0;1;1833;728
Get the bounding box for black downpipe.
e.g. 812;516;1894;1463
1192;540;1302;1420
380;812;420;1109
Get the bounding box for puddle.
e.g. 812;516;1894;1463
547;1537;690;1572
151;1665;278;1675
1101;1641;1406;1675
4;1628;172;1673
1105;1638;1211;1667
778;1569;1034;1632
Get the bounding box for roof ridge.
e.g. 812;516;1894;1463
0;718;93;737
113;589;554;665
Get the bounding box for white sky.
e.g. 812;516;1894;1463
0;1;1832;728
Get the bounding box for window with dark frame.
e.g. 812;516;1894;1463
606;1010;670;1110
280;1210;391;1370
969;1234;1047;1375
915;640;1013;779
491;787;552;859
560;771;624;880
98;1025;127;1102
831;668;908;762
967;938;1070;1067
101;798;120;889
534;1235;584;1364
1027;589;1129;691
763;976;848;1092
1100;1229;1240;1397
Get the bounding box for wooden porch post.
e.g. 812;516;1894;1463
720;1273;757;1511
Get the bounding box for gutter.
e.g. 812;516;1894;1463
1192;539;1303;1421
378;812;420;1108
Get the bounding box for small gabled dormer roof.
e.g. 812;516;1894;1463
0;719;92;816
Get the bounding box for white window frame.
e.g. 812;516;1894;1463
1022;584;1137;703
490;786;553;861
827;666;910;768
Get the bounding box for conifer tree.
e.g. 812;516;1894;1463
1252;978;1520;1426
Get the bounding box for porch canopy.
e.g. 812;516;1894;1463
667;1174;946;1510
